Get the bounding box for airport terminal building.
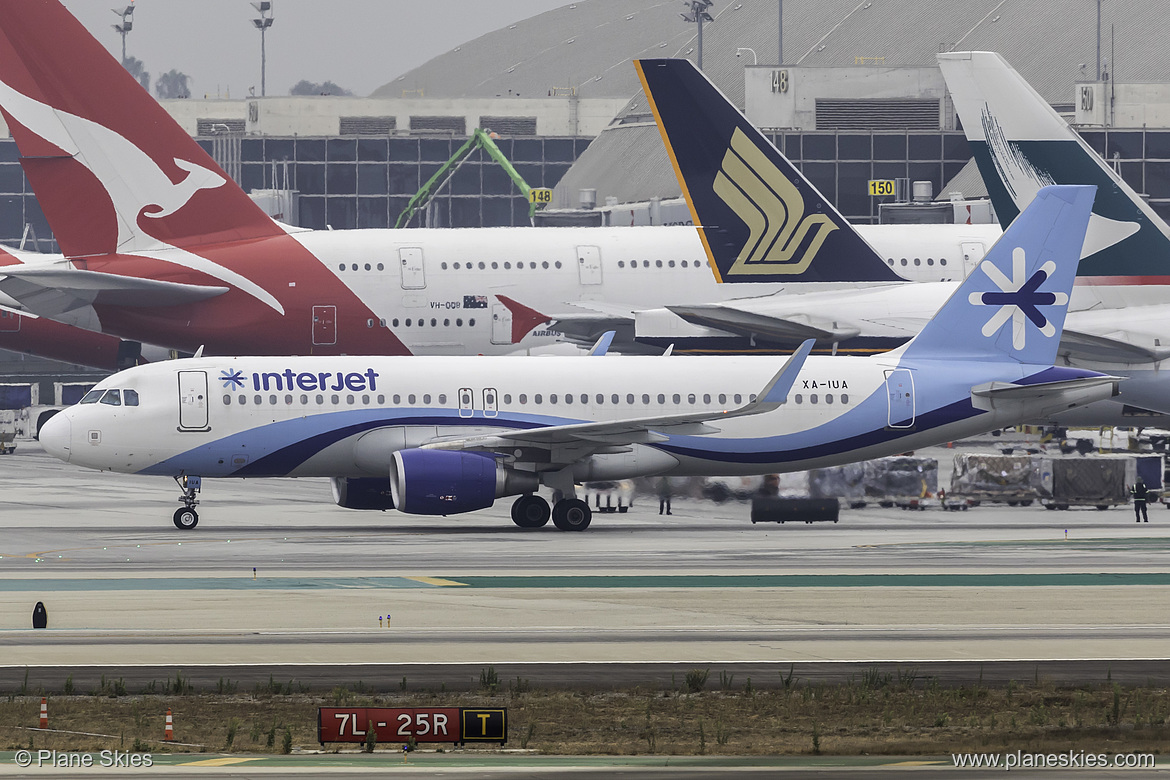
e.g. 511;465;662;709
2;0;1170;253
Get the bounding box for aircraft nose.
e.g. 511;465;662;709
39;412;71;463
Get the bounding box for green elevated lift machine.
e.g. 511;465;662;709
394;128;551;228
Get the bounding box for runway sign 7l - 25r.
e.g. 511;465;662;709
318;707;507;745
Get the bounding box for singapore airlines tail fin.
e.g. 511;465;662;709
635;58;901;285
939;51;1170;280
0;0;284;258
901;185;1094;364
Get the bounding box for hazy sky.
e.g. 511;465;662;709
61;1;574;99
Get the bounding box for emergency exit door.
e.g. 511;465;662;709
312;305;337;345
577;245;602;285
491;303;512;344
884;369;915;429
178;370;209;431
400;247;426;289
961;242;984;276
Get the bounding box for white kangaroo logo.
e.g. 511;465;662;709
0;76;283;313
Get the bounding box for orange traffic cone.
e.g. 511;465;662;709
164;709;174;741
39;697;47;729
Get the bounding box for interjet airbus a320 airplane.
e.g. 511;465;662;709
0;0;1001;360
41;186;1117;531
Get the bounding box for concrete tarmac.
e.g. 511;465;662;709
2;443;1168;673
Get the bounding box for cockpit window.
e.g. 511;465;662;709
80;390;104;404
124;389;140;407
99;389;122;406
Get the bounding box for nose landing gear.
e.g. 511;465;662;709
173;475;201;530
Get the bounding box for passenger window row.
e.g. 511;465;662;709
338;263;387;272
220;389;851;409
368;317;478;329
336;260;706;272
887;257;947;267
616;260;701;269
791;393;849;405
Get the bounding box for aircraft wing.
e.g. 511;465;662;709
667;303;859;342
544;300;635;342
423;340;814;456
0;266;229;317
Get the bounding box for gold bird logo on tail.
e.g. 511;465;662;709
714;127;837;276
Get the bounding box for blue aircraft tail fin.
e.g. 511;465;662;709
634;58;901;284
900;185;1094;364
939;51;1170;280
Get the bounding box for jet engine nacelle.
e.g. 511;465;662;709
331;477;395;510
389;449;538;515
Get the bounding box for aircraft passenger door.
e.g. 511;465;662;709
577;245;602;285
312;305;337;346
0;310;20;332
482;387;499;418
458;387;474;418
178;370;209;431
961;242;984;277
399;247;426;289
884;369;915;429
490;303;513;344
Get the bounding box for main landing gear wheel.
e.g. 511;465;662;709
552;498;592;531
511;495;551;528
173;507;199;530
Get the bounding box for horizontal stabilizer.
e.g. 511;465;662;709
971;375;1120;401
667;303;860;343
1058;329;1170;364
0;266;228;317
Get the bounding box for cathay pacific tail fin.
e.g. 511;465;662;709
939;51;1170;280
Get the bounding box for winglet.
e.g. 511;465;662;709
725;338;814;417
635;58;900;284
588;330;616;356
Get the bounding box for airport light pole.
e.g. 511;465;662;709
251;1;275;97
679;1;714;70
778;0;784;64
112;3;135;64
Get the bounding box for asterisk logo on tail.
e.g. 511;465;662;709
220;369;245;390
968;247;1066;350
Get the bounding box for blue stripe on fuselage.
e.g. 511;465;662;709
139;363;1075;478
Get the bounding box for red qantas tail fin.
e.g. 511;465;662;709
0;0;283;258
